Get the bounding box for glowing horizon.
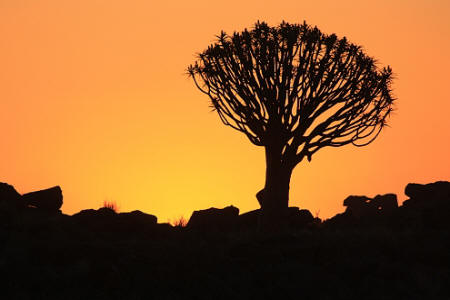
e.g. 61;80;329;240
1;0;449;222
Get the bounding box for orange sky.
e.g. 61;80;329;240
1;0;449;222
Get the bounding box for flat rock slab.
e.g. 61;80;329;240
22;186;63;212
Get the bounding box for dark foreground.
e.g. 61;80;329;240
1;181;449;299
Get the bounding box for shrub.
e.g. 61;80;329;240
102;200;119;213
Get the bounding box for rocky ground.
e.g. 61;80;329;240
0;181;449;299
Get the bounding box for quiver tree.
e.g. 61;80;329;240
188;21;394;225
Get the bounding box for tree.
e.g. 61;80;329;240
188;21;395;226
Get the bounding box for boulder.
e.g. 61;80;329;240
401;181;450;229
237;209;260;230
324;212;359;228
71;209;158;234
343;195;375;218
72;209;99;219
72;207;117;219
343;194;398;219
237;207;316;230
405;183;427;200
405;181;450;202
118;210;157;225
187;205;239;231
343;195;371;207
71;207;118;232
22;186;63;212
96;207;117;217
288;207;314;228
157;223;174;232
0;182;25;211
372;194;398;213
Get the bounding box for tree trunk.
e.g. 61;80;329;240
257;146;293;231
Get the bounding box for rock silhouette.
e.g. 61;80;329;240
343;193;398;218
119;209;158;225
372;193;398;212
400;181;450;230
0;182;25;211
0;183;63;226
0;183;25;225
236;207;316;230
187;205;239;231
22;186;63;212
71;207;160;235
0;181;449;299
343;195;374;218
404;181;450;206
288;207;315;228
73;207;118;219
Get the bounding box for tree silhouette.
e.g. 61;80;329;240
188;21;394;226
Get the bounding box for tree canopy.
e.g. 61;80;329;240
188;21;394;168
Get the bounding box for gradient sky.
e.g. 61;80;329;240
1;0;449;222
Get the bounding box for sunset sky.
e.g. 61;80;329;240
1;0;449;222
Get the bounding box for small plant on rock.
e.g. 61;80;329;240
103;200;119;213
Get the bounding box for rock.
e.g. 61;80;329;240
401;181;450;229
96;207;117;217
157;223;174;231
72;208;159;234
287;206;299;214
72;209;98;218
0;182;25;211
343;195;375;218
22;186;63;212
237;209;260;230
298;209;314;222
324;211;356;228
187;205;239;231
71;207;118;233
119;210;157;225
73;207;117;219
343;194;398;219
237;207;316;230
372;194;398;213
405;183;426;199
405;181;450;202
0;182;21;200
288;207;314;228
343;195;371;207
104;210;159;234
401;199;412;207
